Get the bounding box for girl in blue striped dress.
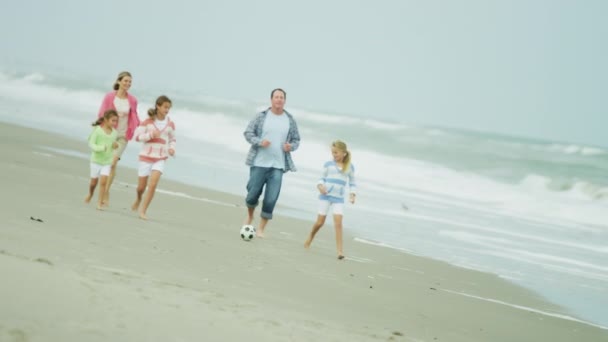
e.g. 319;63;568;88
304;140;356;260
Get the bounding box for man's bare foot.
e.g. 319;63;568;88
84;195;92;204
131;200;140;211
256;230;264;238
304;239;312;249
244;216;253;225
139;211;148;220
96;204;105;211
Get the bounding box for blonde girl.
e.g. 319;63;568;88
304;140;357;259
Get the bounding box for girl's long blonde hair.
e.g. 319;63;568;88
332;140;351;173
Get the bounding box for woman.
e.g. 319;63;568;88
97;71;140;206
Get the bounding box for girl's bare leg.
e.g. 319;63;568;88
304;215;326;248
96;175;109;210
102;155;120;206
132;176;148;212
139;170;162;220
333;214;344;259
85;178;98;203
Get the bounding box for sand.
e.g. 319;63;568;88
0;122;606;342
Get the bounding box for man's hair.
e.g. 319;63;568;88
270;88;286;99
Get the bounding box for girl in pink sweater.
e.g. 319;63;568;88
97;71;140;206
131;95;176;220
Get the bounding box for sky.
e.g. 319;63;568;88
1;0;606;147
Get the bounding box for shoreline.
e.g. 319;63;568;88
1;121;606;341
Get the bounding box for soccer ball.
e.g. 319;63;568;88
240;225;256;241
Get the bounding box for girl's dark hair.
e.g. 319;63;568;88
147;95;172;118
270;88;286;99
113;71;132;91
92;109;118;126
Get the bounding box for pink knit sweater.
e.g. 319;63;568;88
97;91;140;140
134;118;176;162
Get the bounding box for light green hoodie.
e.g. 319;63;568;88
88;126;117;165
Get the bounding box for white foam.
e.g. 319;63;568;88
519;174;608;202
33;151;54;158
3;70;607;230
0;72;102;114
354;237;415;254
287;107;410;132
22;72;46;82
440;231;608;274
546;143;606;156
362;118;405;131
171;108;250;154
581;147;606;156
405;213;608;254
426;128;445;136
440;288;608;330
40;147;89;160
294;108;360;125
474;249;608;282
343;255;374;263
4;69;607;327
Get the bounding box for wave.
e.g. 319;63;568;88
542;143;607;157
465;135;607;158
2;69;607;228
21;72;46;82
512;142;607;157
4;67;608;327
520;174;608;201
293;107;410;132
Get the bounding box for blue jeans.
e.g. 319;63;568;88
245;167;284;219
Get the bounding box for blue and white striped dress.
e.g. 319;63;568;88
317;161;356;203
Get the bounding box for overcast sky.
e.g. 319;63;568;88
1;0;606;146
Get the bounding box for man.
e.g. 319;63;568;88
243;88;301;237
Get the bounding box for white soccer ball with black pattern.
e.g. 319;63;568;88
240;225;256;241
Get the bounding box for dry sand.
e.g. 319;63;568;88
0;122;606;342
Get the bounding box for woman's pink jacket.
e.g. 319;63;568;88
97;91;140;140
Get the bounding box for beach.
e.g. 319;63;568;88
0;122;606;342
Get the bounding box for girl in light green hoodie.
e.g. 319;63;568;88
85;109;119;210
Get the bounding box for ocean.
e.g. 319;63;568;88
1;67;607;328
